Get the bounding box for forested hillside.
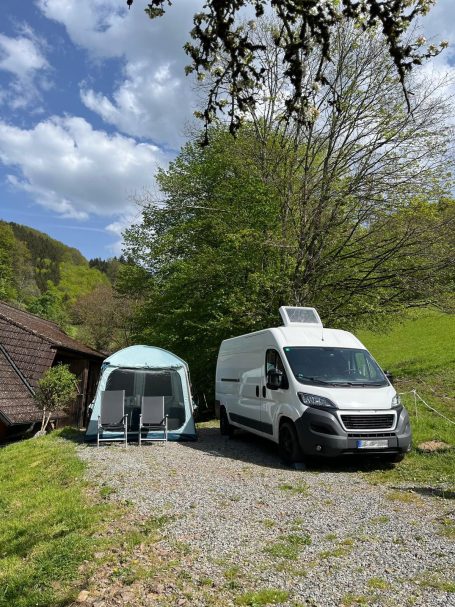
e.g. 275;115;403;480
0;221;134;351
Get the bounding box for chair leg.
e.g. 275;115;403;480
124;415;128;448
138;414;142;446
97;416;100;447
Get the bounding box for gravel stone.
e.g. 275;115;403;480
78;427;455;607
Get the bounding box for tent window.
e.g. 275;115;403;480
105;368;186;431
105;369;135;396
144;372;172;396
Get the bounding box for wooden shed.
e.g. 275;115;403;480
0;301;104;440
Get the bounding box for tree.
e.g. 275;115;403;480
89;257;124;283
120;22;454;400
128;0;446;142
33;364;78;432
203;20;455;320
0;223;18;301
72;283;137;352
26;284;67;325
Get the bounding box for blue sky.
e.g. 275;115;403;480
0;1;454;260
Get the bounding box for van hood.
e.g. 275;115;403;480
301;385;395;410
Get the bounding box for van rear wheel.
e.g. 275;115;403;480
220;408;235;437
279;421;304;465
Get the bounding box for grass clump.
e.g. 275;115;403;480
318;544;352;559
386;490;422;504
277;482;309;495
370;515;389;524
340;593;370;606
236;588;290;606
438;518;455;539
0;431;114;607
367;577;389;590
265;533;311;559
416;574;455;593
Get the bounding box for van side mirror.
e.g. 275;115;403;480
384;370;394;385
267;369;284;390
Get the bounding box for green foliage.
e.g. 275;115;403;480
9;222;85;293
0;221;116;339
56;261;109;305
10;222;85;266
34;364;78;415
72;283;136;352
26;283;70;327
0;432;110;607
121;128;285;398
0;223;18;301
89;257;124;283
121;123;453;400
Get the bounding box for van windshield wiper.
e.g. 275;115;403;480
296;375;333;385
329;381;386;387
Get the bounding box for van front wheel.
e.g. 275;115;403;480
279;421;304;465
220;408;235;437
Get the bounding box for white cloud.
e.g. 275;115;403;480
38;0;202;147
414;0;455;109
0;31;50;109
421;0;455;49
0;116;169;220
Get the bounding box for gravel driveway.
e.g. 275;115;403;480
78;425;454;607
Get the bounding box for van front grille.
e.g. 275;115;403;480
341;414;394;430
347;432;395;438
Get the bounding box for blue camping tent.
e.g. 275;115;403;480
85;345;197;441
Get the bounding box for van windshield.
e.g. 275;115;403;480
283;347;388;387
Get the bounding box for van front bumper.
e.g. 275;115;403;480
294;405;412;457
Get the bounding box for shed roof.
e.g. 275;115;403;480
0;301;103;425
0;301;104;358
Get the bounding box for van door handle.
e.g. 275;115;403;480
262;386;266;398
256;386;259;397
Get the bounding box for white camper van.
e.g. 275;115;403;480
215;307;411;464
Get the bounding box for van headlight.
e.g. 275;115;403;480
298;392;337;409
391;394;401;407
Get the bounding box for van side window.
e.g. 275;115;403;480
265;349;288;389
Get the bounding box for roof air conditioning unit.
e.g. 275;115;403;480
279;306;323;327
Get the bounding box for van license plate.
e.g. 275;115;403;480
356;439;388;449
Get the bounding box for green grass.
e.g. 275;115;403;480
340;593;370;606
265;533;312;559
357;309;455;379
415;574;455;593
277;482;309;495
367;577;389;590
0;431;115;607
235;589;290;606
358;310;455;491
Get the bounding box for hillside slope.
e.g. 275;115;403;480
0;220;109;323
359;310;454;488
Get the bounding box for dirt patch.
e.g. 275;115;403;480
417;440;452;453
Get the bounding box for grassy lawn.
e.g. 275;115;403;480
0;431;117;607
358;309;455;491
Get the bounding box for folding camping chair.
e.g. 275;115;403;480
97;390;128;447
138;396;168;445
